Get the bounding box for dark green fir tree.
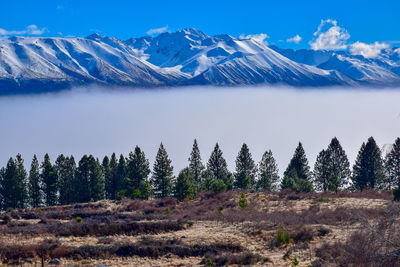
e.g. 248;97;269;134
234;143;256;189
151;143;174;198
188;139;204;190
257;150;280;191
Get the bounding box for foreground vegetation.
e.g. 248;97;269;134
0;190;398;266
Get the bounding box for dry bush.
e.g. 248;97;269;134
156;197;177;208
0;243;36;264
1;219;188;236
202;252;267;266
292;227;315;243
315;203;400;266
114;240;243;258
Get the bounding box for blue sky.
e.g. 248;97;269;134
1;0;399;49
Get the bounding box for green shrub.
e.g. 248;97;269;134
165;207;171;216
116;190;126;200
205;257;213;266
238;192;248;208
75;216;83;223
212;179;227;193
319;196;324;202
132;189;142;199
292;255;299;266
283;232;291;244
277;227;290;245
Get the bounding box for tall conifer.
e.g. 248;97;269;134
352;137;384;190
28;155;42;207
257;150;279;191
41;154;58;206
234;143;256;189
151;143;174;198
189;139;204;190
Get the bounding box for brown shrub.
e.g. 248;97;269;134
50;247;72;258
292;227;314;243
0;243;36;264
202;252;267;266
315;204;400;266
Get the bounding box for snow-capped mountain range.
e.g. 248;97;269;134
1;28;399;93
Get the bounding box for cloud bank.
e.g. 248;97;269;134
0;25;48;36
239;33;269;44
147;25;169;35
287;35;302;44
350;41;390;58
310;19;350;50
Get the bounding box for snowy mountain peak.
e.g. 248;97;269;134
1;28;400;93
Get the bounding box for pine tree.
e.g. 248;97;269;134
234;143;256;189
102;156;112;199
313;149;331;192
314;138;351;192
281;142;313;192
73;155;91;203
384;138;400;190
352;137;384;190
73;155;104;203
207;143;232;189
126;146;150;198
28;155;42;208
107;153;118;199
0;157;27;209
115;155;127;199
257;150;280;191
174;167;196;201
151;143;174;198
88;156;104;201
41;154;58;206
189;139;204;190
56;155;76;205
0;158;18;209
327;137;351;191
15;154;28;208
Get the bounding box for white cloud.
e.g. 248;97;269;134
309;19;350;50
395;48;400;55
0;25;48;36
287;35;302;44
350;41;389;58
239;33;269;44
146;25;169;35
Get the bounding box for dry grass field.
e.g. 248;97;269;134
0;190;399;266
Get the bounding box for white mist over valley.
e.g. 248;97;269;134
1;86;399;175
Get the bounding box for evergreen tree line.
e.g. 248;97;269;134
1;136;400;210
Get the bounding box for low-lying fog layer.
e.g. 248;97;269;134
1;86;399;175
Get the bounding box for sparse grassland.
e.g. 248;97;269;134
0;190;398;266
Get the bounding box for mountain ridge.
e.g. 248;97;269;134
1;29;399;93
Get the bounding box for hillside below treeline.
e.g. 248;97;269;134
0;190;398;266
